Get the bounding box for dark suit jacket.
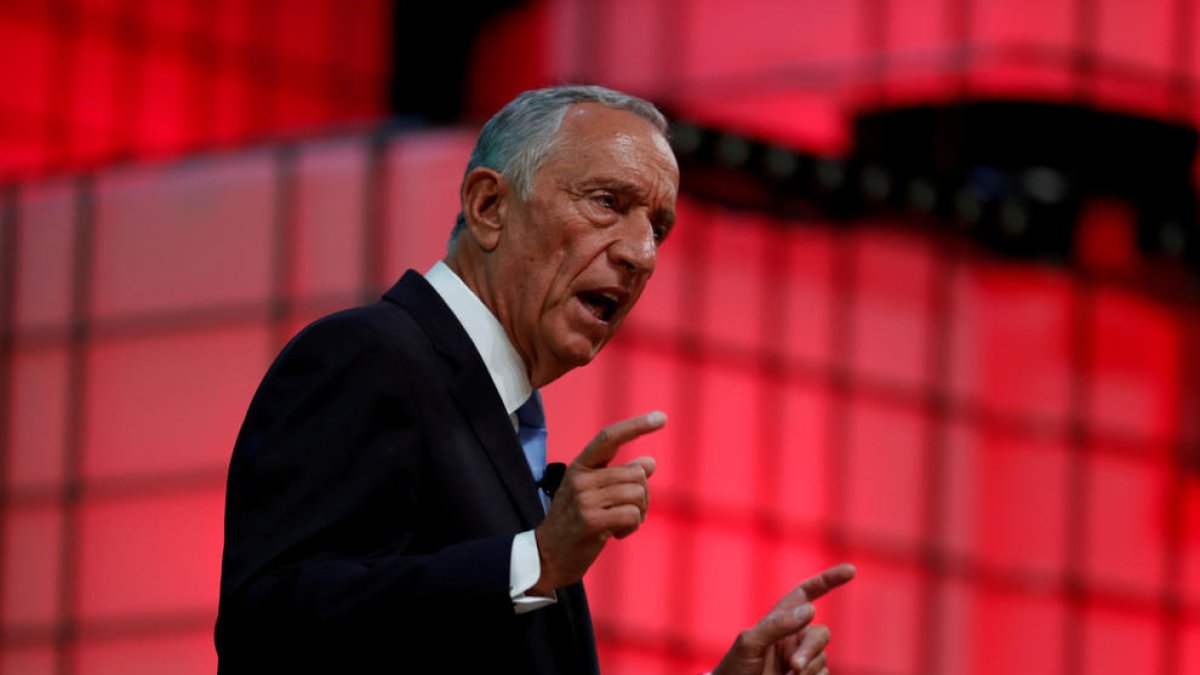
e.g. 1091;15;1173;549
215;271;599;674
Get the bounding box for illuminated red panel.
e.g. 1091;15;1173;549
949;262;1072;423
699;212;766;351
972;0;1073;52
932;578;973;674
381;132;476;285
588;507;679;641
1084;454;1167;597
273;88;332;138
943;426;1068;574
0;15;52;174
621;198;708;338
774;380;830;527
779;222;834;366
1185;619;1200;675
595;642;675;675
342;0;391;85
211;0;254;50
1095;0;1172;71
696;365;761;515
590;346;685;498
143;0;194;36
1;505;62;628
683;0;863;81
274;0;331;70
0;15;53;122
541;339;606;465
73;631;216;675
211;69;251;146
1184;480;1200;605
1081;605;1164;675
844;398;927;544
940;422;977;559
984;426;1066;562
136;56;191;157
543;0;585;83
294;140;368;301
969;0;1075;100
583;0;663;93
838;560;921;675
7;347;68;490
966;58;1077;104
888;0;952;53
1091;2;1175;119
91;154;275;319
0;0;391;178
0;646;55;675
1087;287;1181;444
83;325;269;482
67;34;121;167
15;180;75;330
849;226;933;388
968;587;1064;675
688;525;756;653
77;489;223;620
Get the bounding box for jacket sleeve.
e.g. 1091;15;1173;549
215;310;520;666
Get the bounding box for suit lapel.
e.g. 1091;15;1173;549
383;271;544;530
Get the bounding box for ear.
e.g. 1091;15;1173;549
460;167;508;252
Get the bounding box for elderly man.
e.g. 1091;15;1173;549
215;85;853;675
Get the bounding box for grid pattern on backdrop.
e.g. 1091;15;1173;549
0;0;390;179
1;130;1198;675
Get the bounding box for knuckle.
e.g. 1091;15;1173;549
567;472;588;493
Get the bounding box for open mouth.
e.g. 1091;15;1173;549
577;290;621;322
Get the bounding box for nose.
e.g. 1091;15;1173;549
608;213;658;274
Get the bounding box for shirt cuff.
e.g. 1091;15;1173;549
510;529;556;614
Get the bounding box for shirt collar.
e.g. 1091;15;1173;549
425;261;532;415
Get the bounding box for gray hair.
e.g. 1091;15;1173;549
449;85;669;248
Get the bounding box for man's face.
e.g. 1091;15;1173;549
492;103;679;387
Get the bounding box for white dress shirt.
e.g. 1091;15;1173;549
424;261;555;614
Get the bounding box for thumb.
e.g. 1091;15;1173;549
574;411;667;469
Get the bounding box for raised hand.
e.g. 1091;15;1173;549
531;411;665;594
712;564;857;675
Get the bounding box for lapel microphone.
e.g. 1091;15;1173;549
537;462;566;499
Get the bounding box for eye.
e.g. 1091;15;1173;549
592;192;618;210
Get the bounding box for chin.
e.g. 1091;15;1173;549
552;338;605;372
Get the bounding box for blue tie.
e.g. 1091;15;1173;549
516;391;550;511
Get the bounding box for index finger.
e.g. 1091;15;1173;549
774;563;856;612
574;411;667;469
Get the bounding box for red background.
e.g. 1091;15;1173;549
2;1;1199;674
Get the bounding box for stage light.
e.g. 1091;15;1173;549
815;158;845;191
906;176;937;213
1158;220;1187;257
672;122;704;156
954;186;984;224
860;163;891;203
1022;166;1068;205
999;198;1029;237
715;133;751;168
764;145;799;180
